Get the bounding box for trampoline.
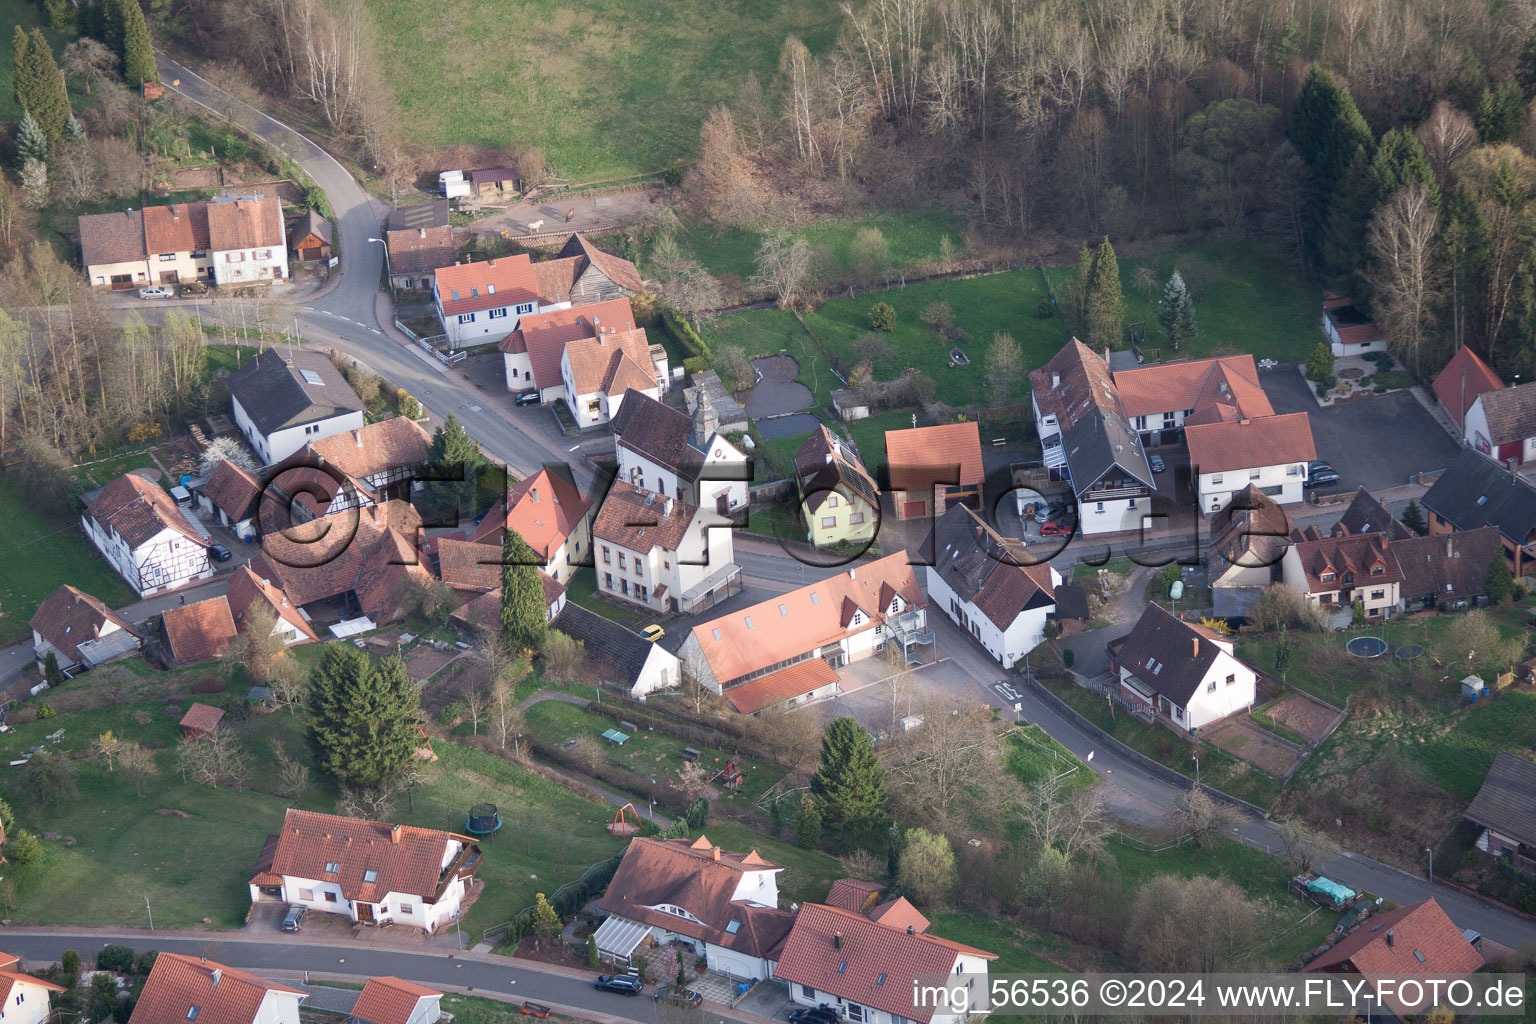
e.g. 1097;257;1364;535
1346;636;1389;658
1395;645;1425;660
466;803;502;836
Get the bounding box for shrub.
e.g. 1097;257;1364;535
191;676;224;694
396;390;424;419
61;949;80;981
684;797;710;828
1305;342;1335;381
5;828;42;866
1036;297;1055;318
587;935;599;967
919;301;953;331
682;356;710;376
304;184;327;212
868;302;897;332
35;703;56;719
97;946;135;973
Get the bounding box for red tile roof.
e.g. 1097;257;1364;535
29;585;138;665
1185;412;1315;475
78;208;147;267
1433;346;1504;429
130;954;304;1024
89;473;209;550
795;424;879;512
1028;339;1120;431
1114;355;1272;420
142;202;211;254
497;298;636;390
256;808;478;905
0;969;66;1008
929;503;1054;631
1286;531;1403;594
251;501;430;619
386;225;456;276
562;327;655;397
435;537;502;593
884;421;984;490
206;197;284;251
566;233;643;293
435;256;538;315
448;575;565;633
531;256;582;305
303;418;432;483
1307;899;1482;1015
227;564;318;642
469;467;591;555
723;658;840;714
178;702;226;733
688;553;926;686
775;902;995;1024
823;878;884;914
163;599;238;665
203;460;263;525
593;480;697;555
868;896;930;933
350;977;440;1024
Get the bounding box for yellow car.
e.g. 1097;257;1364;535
641;624;665;643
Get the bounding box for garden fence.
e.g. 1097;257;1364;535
480;852;624;947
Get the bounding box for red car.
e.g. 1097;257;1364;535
1040;520;1073;536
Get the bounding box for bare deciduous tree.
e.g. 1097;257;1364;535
752;233;815;309
1016;772;1114;860
1367;182;1440;377
62;38;118;95
887;696;1007;832
118;742;160;797
1173;785;1236;847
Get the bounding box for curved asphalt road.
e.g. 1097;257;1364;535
147;53;1536;953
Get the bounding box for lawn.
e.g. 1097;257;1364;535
0;477;136;645
563;567;650;627
521;699;784;807
1413;692;1536;801
676;206;965;283
1004;725;1094;792
364;0;842;180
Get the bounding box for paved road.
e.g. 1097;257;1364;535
150;51;1536;954
0;931;757;1024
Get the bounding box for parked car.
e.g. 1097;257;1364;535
280;905;306;932
1034;502;1066;524
640;624;665;643
138;286;175;299
1148;454;1166;473
1040;520;1073;537
208;544;232;562
660;987;703;1007
788;1008;842;1024
1305;462;1340;487
515;390;541;407
593;975;643;996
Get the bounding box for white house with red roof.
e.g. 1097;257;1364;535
434;255;560;345
559;327;669;429
349;977;442;1024
0;951;66;1024
249;809;481;934
468;467;592;585
29;585;140;674
593;481;741;615
775;897;996;1024
498;297;636;400
594;835;793;978
129;954;305;1024
83;473;213;596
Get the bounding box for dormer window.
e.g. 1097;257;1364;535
1370;564;1384;575
1320;572;1335;582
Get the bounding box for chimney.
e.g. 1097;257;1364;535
418;227;426;239
907;925;915;935
391;824;402;845
353;429;363;448
833;932;843;950
1051;372;1061;389
711;846;720;861
1192;637;1198;658
211;969;222;988
1385;930;1395;947
173;206;180;221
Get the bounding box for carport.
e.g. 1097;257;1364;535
593;914;651;964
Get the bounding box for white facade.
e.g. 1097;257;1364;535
1197;462;1307;515
563;376;657;429
926;564;1061;669
1119;641;1256;731
1323;311;1387;357
31;619;135;673
1462;396;1536;463
231;394;365;467
251;864;468;935
503;350;534;391
82;519;212;598
610;865;780;976
0;977;63;1024
436;293;570;346
597;508;737;614
617;435;750;514
784;951;990;1024
198;492;257;543
214;242;289;287
1079;493;1146;535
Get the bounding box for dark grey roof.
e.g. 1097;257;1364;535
288;209;332;247
553;603;660;686
611;389;706;482
386;200;449;231
685;372;747;433
1465;751;1536;848
225;348;365;436
1062;406;1155;496
928;503;1054;630
1050;583;1090;622
468;166;518;186
1476;381;1536;444
1395;527;1503;602
1334;487;1410;539
794;425;879;512
1421;448;1536;545
1112;603;1231;707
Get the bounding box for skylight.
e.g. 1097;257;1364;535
712;629;721;641
1478;495;1489;505
744;616;755;629
299;369;324;386
725;920;741;935
1413;950;1426;963
838;962;848;974
810;593;820;605
778;604;788;617
877;974;887;986
187;1009;200;1021
363;869;378;883
324;861;340;873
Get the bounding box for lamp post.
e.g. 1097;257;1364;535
1425;846;1434;882
367;237;395;303
144;894;153;931
1191;754;1200;786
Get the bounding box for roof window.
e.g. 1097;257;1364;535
1478;495;1488;505
711;629;721;641
838;962;848;974
877;974;887;986
451;290;460;301
725;920;741;935
187;1009;200;1021
363;869;378;883
470;287;479;298
810;593;820;606
779;604;788;617
324;861;340;873
744;616;755;629
299;369;323;385
487;283;496;295
1413;949;1427;963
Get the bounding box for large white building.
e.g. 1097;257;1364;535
592;481;741;615
1186;413;1315;514
926;503;1058;668
559;328;669;429
83;474;213;597
249;810;481;935
1109;604;1257;732
224;348;366;466
0;951;67;1024
78;195;288;290
433;255;560;346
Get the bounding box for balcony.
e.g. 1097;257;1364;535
1084;484;1150;502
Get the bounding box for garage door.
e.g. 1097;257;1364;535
902;500;927;519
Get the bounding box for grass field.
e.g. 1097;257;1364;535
365;0;841;180
0;477;137;645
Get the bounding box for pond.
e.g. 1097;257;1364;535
740;355;813;419
756;413;824;440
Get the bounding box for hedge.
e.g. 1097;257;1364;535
661;309;712;361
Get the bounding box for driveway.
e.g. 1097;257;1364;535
1263;366;1460;492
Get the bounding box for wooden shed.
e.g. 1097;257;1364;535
289;209;333;262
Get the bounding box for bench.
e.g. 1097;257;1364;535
45;729;64;743
681;747;701;762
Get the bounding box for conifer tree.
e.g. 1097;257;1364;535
43;0;72;29
1086;237;1124;349
116;0;156;88
308;646;421;789
1485;553;1516;603
12;28;71;148
1475;83;1524;145
424;414;484;518
1156;270;1196;350
1518;26;1536;99
1318;146;1376;287
810;717;887;851
1371;128;1439;208
1290;67;1374;270
1401;500;1426;535
64;112;83;144
500;529;547;653
15;110;48;164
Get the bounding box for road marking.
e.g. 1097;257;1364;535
303;306;316;312
335;316;351;322
370;328;382;334
468;405;481;412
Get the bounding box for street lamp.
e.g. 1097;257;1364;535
367;237;396;303
143;894;153;931
1425;846;1434;882
1191;754;1200;785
